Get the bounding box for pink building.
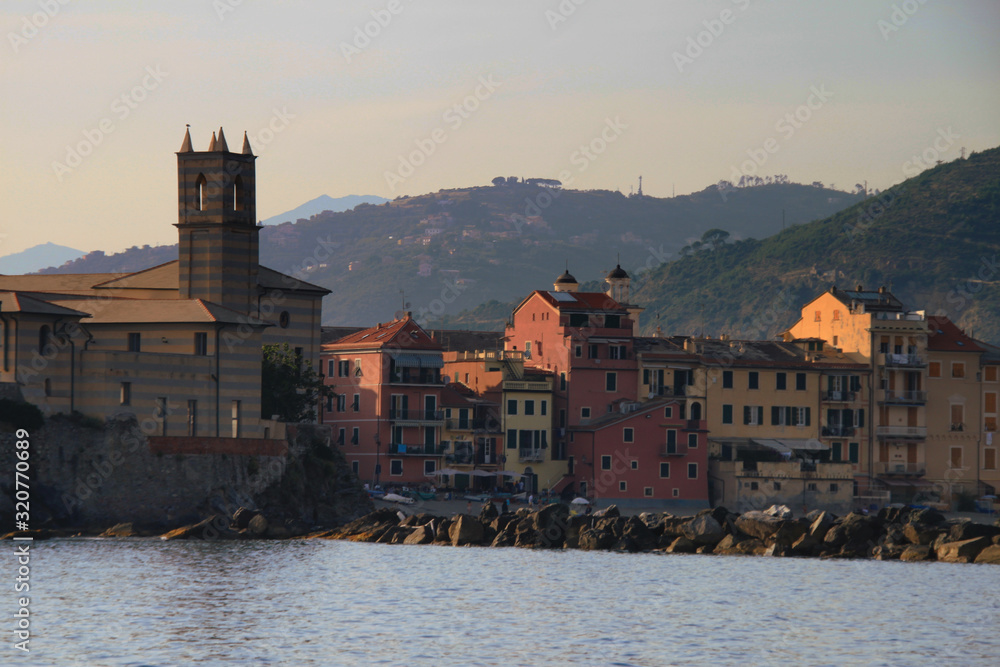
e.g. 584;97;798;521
320;315;444;486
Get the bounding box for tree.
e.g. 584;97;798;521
261;343;329;422
701;228;730;249
491;176;506;186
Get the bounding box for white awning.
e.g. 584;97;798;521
751;438;828;453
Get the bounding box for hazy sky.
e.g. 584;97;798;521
2;0;998;257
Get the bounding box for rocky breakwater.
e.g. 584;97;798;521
309;502;1000;564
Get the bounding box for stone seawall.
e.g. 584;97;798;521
0;414;372;533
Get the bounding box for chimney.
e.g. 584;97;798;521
856;284;863;291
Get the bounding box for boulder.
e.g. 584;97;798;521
639;512;665;533
246;514;269;538
877;506;907;524
491;530;516;548
791;533;820;556
335;509;400;538
232;507;260;530
563;515;591;549
533;503;571;548
903;522;938;546
390;528;412;545
732;538;766;556
768;521;808;548
403;525;434;545
972;545;1000;564
900;545;933;562
594;504;620;518
613;536;642;553
578;528;615;551
698;506;732;526
514;528;539;549
713;533;741;554
376;526;403;544
735;511;784;541
948;521;1000;543
683;514;725;546
824;513;879;548
595;516;626;538
100;523;139;538
873;545;904;561
764;542;791;557
763;504;794;520
449;515;485;546
881;524;908;550
808;511;836;541
622;516;657;551
160;515;237;541
908;508;945;526
936;536;992;563
661;516;689;539
479;501;499;524
491;513;518;533
665;536;697;554
399;514;419;527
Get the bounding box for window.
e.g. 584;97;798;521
687;433;698;448
524;341;532;359
560;373;567;391
644;487;653;497
928;361;941;378
338;360;350;377
807;483;818;492
952;362;966;379
833;309;840;321
605;372;617;392
351;427;359;445
337;428;346;445
849;442;860;464
559;410;566;428
985;448;997;470
722;404;733;424
352;393;360;411
588;344;599;359
120;382;131;406
351;461;360;475
569;314;589;328
619;481;627;492
630;460;638;470
581;407;591;419
390;460;403;476
605;315;621;328
541;400;547;416
601;455;612;470
337;394;346;412
660;462;671;478
127;332;141;352
507;429;517;449
775;373;786;391
609;345;627;360
328;360;336;377
187;400;197;436
575;345;582;358
773;481;782;491
507;399;517;415
830;483;839;492
772;406;789;426
749;481;759;491
748;372;759;390
279;311;290;328
879;336;890;354
687;463;698;479
664;406;673;419
743;405;763;425
795;406;811;426
424;460;436;475
195;173;207;210
950;446;963;469
354;359;362;376
325;394;333;413
831;442;842;462
230;400;240;438
193;332;208;356
986;366;998;382
666;430;677;453
795;373;807;391
672;488;680;498
524;400;535;416
814;310;821;322
722;370;733;389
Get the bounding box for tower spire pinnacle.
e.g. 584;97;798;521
179;124;193;153
208;131;217;151
242;131;253;155
216;127;229;152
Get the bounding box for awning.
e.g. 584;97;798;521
879;477;935;488
751;438;828;453
389;352;443;368
470;469;496;477
496;471;525;478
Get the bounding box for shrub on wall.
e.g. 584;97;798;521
0;399;44;431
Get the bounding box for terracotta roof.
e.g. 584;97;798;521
323;315;441;351
91;262;179;290
46;298;260;325
927;316;985;353
0;292;90;317
574;399;683;430
529;290;626;313
829;285;904;312
0;273;127;294
428;329;504;352
258;266;331;294
321;326;366;344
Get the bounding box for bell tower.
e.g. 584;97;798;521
175;125;259;314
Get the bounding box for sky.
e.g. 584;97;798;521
1;0;998;257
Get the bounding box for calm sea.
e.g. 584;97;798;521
19;538;1000;666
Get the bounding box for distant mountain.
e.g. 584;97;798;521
40;180;863;327
629;147;1000;343
0;242;85;275
260;194;389;226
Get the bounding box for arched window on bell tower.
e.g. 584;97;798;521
233;175;244;211
195;173;207;211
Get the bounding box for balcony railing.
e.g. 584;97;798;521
876;425;927;440
447;418;502;433
822;425;855;437
388;409;444;423
881;353;926;368
875;461;926;476
519;449;546;462
502;380;551;392
388;443;445;456
661;442;689;457
881;389;927;404
821;390;856;402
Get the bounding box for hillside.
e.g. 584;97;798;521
631;147;1000;343
40;181;861;326
0;242;84;274
260;194;389;226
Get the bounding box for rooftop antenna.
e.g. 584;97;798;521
638;175;643;197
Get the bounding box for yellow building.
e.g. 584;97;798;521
0;127;328;438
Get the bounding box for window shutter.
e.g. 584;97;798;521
771;406;780;425
857;409;864;427
757;407;764;424
744;406;751;425
804;407;811;426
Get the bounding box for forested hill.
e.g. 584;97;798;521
632;147;1000;343
39;179;861;326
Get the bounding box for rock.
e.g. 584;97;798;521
973;545;1000;564
491;513;518;533
713;534;740;553
791;533;820;556
479;501;499;523
698;506;732;526
683;515;725;546
639;512;665;533
764;542;791;557
873;545;904;561
994;535;1000;545
435;518;452;542
881;524;908;550
578;528;615;551
403;525;434;545
824;513;879;549
246;514;268;537
768;521;808;548
661;516;689;539
948;521;1000;543
735;511;784;540
613;536;642;553
805;509;825;523
100;523;138;537
622;516;657;551
533;503;570;548
808;511;836;541
936;536;992;563
594;504;620;518
399;514;419;527
563;515;591;549
732;539;766;556
900;545;933;562
696;545;714;554
232;507;259;529
449;514;485;546
160;515;237;541
666;536;697;554
903;522;938;546
491;530;516;547
390;528;412;545
376;526;403;544
763;504;794;520
930;532;949;553
595;516;626;538
908;508;945;526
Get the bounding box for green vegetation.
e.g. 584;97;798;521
0;399;44;431
261;343;329;423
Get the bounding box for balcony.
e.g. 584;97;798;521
447;418;502;433
880;353;927;368
388;409;444;424
519;449;546;462
388;443;445;456
661;442;689;457
876;425;927;440
822;425;855;437
502;380;551;392
821;390;856;402
875;461;926;476
880;389;927;405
